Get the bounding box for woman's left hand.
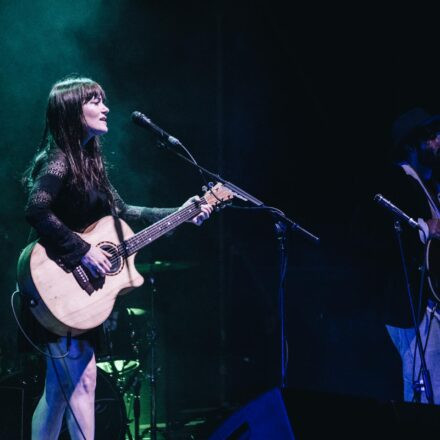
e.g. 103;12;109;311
181;195;213;226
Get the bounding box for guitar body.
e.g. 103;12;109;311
17;216;144;336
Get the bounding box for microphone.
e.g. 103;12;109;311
131;111;181;146
374;194;421;230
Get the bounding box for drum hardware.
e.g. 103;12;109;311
98;281;165;439
101;262;191;439
0;368;127;440
140;275;165;440
115;276;165;440
97;358;140;376
126;307;148;316
97;307;145;377
98;305;149;439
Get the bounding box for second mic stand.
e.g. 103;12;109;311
394;220;434;404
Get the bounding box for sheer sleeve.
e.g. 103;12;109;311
109;184;178;224
24;150;91;271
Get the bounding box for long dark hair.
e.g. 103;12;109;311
23;76;112;195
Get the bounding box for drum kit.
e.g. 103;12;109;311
0;260;196;440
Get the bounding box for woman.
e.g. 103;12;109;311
22;76;212;439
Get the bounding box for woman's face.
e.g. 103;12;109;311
82;95;109;139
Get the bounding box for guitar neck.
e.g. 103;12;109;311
121;198;206;257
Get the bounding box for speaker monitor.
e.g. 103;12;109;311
208;388;295;440
209;387;440;440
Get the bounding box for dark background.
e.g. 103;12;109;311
1;0;439;433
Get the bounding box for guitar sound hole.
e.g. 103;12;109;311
99;243;123;275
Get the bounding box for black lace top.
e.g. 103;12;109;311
24;147;177;270
20;147;177;351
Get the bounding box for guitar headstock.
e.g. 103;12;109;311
203;183;234;209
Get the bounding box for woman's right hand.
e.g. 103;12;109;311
81;246;112;278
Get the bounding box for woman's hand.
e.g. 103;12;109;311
81;246;112;278
181;196;214;226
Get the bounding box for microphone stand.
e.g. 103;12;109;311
152;139;320;389
375;195;434;403
155;140;320;239
393;220;434;404
275;220;289;388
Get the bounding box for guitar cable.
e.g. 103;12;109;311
47;343;87;440
11;286;88;439
10;285;70;359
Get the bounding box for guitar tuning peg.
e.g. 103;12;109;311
208;182;214;188
202;185;208;192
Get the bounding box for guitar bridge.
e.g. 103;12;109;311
73;266;94;295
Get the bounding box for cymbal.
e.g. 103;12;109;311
96;359;139;375
126;307;148;316
135;260;198;273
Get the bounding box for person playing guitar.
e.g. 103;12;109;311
20;76;213;439
375;108;440;404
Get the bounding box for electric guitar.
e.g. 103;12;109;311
17;183;234;336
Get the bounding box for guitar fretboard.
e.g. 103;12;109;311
115;197;206;257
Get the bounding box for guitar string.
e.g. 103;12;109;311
122;200;203;253
112;203;199;259
104;198;207;267
125;199;205;253
104;188;229;267
112;210;195;262
81;189;228;277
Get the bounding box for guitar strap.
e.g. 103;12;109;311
109;201;128;256
401;164;440;308
401;163;440;219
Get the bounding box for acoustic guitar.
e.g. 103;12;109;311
17;183;234;336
